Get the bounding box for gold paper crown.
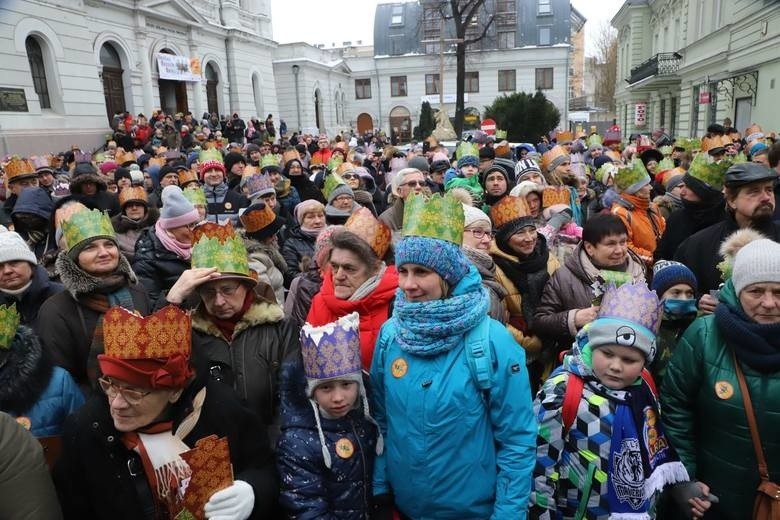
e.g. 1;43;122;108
556;130;574;144
541;145;568;173
242;165;259;179
490;195;533;230
103;305;191;360
282;149;300;165
61;208;116;251
240;203;277;233
541;186;572;208
345;207;391;259
191;233;252;279
701;135;732;153
402;193;464;245
0;304;20;350
118;186;148;207
116;150;137;165
178;168;199;186
192;221;236;244
148;157;166;168
4;157;37;183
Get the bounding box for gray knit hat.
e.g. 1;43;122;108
158;185;199;229
327;184;355;205
0;231;37;265
731;238;780;294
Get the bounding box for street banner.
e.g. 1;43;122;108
157;53;202;82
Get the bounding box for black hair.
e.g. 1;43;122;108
582;214;628;245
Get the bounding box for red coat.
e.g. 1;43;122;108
306;265;398;369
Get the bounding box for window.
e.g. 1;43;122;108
465;71;479;93
496;0;516;26
498;70;516;91
355;79;371;99
424;42;441;54
425;74;440;95
390;76;407;97
423;7;440;37
497;0;516;12
535;67;553;90
498;31;516;49
539;26;551;45
25;36;51;109
538;0;551;15
391;5;403;25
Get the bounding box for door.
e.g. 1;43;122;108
734;97;752;135
205;63;219;116
357;113;373;134
102;67;125;122
175;81;188;114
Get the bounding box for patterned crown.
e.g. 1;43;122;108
688;152;728;190
614;159;651;192
61;208;116;251
495;129;508;140
542;186;571;208
74;151;93;164
541;145;568;173
192;221;235;244
118;186;148;207
300;312;362;381
4;157;37;182
327;155;343;172
103;305;191;360
93;152;107;165
198;148;224;175
178;168;199;186
0;304;20;350
240;202;277;233
702;135;732;153
656;157;676;173
242;165;259;178
456;141;479;160
659;145;673;156
323;173;347;201
598;282;663;335
556;130;574;144
244;172;274;197
490;195;533;230
282;149;300;165
403;192;464;245
675;137;701;153
586;134;603;148
183;187;206;206
260;153;280;171
345;207;392;259
31;155;53;171
148;156;166;168
163;149;181;160
116;150;137;165
191;223;251;277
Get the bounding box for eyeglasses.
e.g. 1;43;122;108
341;174;359;180
466;228;494;239
198;282;242;300
400;180;426;188
98;377;152;406
333;195;354;203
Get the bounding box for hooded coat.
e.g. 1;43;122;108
0;264;63;334
11;187;58;259
111;206;159;263
243;235;287;306
69;170;121;217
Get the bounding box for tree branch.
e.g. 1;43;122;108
464;14;494;45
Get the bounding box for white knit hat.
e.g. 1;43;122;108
0;231;37;265
731;239;780;294
462;204;490;228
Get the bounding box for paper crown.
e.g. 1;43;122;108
326;154;343;172
614;159;651;192
345;207;392;259
192;221;236;244
282;149;300;165
542;186;572;208
574;129;587;140
0;304;20;350
586;134;603;148
3;157;37;182
31;155;54;172
745;124;764;145
659;145;673;156
74;151;93;164
656;157;676;173
61;208;116;251
597;282;663;336
323;173;347;201
244;172;274;197
239;202;277;233
702;135;732;153
556;130;574;144
490;195;533;230
148;156;166;168
163;149;181;160
102;305;191;360
300;312;362;381
674;137;701;153
183;186;207;206
191;223;252;279
604;150;622;163
178;168;199;186
541;145;568;173
402;192;464;245
116;150;137;165
456;141;479;160
603;125;622;145
118;186;148;207
93;152;106;164
687;152;729;190
242;165;259;178
259;153;280;171
495;129;508;140
337;161;357;175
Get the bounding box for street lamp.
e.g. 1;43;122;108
292;64;301;133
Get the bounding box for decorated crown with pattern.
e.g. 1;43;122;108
300;312;362;381
456;141;479;160
675;137;701;153
542;186;571;208
183;187;206;206
31;155;54;171
61;208;116;251
244;172;274;197
0;304;20;351
116;150;137;165
282;149;300;166
656;157;676;173
495;129;508;140
659;145;673;156
4;157;37;182
178;168;199;186
259;153;280;171
198;148;224;176
326;154;343;172
240;202;277;233
556;130;574;144
614;159;651;192
490;195;533;230
402;192;464;245
191;223;252;278
598;282;663;335
586;133;603;148
345;207;392;259
687;151;728;190
192;221;235;244
541;145;568;173
103;305;191;360
118;186;148;207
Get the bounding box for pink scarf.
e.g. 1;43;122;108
155;220;193;260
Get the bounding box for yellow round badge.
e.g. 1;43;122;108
391;357;408;378
715;381;734;400
16;416;31;430
224;202;233;210
335;438;354;459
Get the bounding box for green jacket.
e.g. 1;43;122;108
661;281;780;519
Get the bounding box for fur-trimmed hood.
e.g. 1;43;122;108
191;295;284;340
0;325;52;414
55;250;138;298
242;234;288;272
69;172;108;195
111;206;160;233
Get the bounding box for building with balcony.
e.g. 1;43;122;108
612;0;780;139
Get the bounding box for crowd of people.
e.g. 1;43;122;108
0;109;779;520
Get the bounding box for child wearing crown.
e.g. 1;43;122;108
530;282;708;519
277;312;381;518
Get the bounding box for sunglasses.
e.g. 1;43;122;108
341;174;359;180
401;180;426;188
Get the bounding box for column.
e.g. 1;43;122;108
188;39;204;118
137;31;155;115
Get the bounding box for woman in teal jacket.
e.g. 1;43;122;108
369;193;536;519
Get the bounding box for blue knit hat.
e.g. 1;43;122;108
395;235;470;286
651;260;698;297
457;155;479;169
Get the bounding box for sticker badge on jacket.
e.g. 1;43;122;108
391;357;408;378
715;381;734;400
335;438;354;459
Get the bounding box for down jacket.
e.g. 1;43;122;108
0;264;63;334
110;207;159;263
243;235;287;306
132;227;190;305
662;281;780;519
281;226;317;286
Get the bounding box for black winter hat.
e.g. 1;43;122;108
114;167;132;184
224;152;246;174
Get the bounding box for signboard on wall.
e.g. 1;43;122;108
0;88;28;112
157;54;202;82
699;91;711;104
420;94;469;104
634;102;647;127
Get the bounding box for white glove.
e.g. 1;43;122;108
204;480;255;520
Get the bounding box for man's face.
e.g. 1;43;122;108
397;172;426;200
38;172;54;188
752;153;770;167
203;168;224;186
9;177;38;196
318;139;329;150
160;173;179;187
484;171;507;196
728;180;775;224
199;280;249;320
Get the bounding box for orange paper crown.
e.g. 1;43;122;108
490;195;533;230
4;157;37;183
541;145;569;173
556;130;574;144
542;186;571;208
282;149;301;165
118;186;148;207
148;156;166;168
239;203;277;233
345;207;392;259
192;221;236;244
116;150;137;165
178;168;199;186
102;305;191;360
242;165;259;179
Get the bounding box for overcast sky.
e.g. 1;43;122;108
271;0;626;56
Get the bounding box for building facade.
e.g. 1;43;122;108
612;0;780;139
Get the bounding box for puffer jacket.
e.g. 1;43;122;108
277;357;377;519
111;207;159;263
0;325;84;437
244;235;287;306
611;194;666;263
132;227;190;305
662;281;780;519
191;293;299;428
204;182;250;226
284;265;323;331
462;246;508;324
534;242;647;353
281;225;316;286
0;264;63;334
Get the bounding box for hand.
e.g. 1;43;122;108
165;267;220;304
574;306;599;328
689;481;713;518
204;480;255;520
698;293;718;315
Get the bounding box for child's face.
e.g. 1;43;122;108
661;283;695;301
314;380;358;418
461;164;478;178
591;345;645;390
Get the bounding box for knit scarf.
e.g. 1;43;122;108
298;226;323;239
715;291;780;373
155;220;192;260
494;235;550;331
393;266;489;356
619;193;663;240
205;289;254;341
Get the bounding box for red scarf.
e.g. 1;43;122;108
306;266;398;369
206;290;255;342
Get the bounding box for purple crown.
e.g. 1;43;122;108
164;149;181;160
300;312;362;380
598;282;663;334
74;151;92;164
31;155;51;170
244;173;275;197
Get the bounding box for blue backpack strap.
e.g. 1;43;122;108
465;316;493;392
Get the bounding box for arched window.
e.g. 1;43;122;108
26;36;50;109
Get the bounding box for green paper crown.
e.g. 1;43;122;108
198;148;223;165
495;129;507;139
730;151;748;165
191;235;250;276
675;137;701;153
657;157;675;172
183;187;207;206
260;153;280;170
402;192;464;245
327;155;343;172
0;304;20;350
61;208;116;251
659;145;673;156
323;173;346;201
456;141;479;160
614;159;650;192
586;134;603;148
688;152;728;190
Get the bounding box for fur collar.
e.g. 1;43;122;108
0;326;52;414
56;250;138;298
69;172;107;193
243;235;288;272
191;296;284;340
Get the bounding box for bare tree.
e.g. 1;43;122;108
593;20;618;112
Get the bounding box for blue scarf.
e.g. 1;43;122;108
393;266;489;356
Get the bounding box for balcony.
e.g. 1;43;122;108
626;52;682;86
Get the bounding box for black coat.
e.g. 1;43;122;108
280;226;316;287
53;377;277;520
132;228;190;306
655;201;725;261
0;264;63;335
